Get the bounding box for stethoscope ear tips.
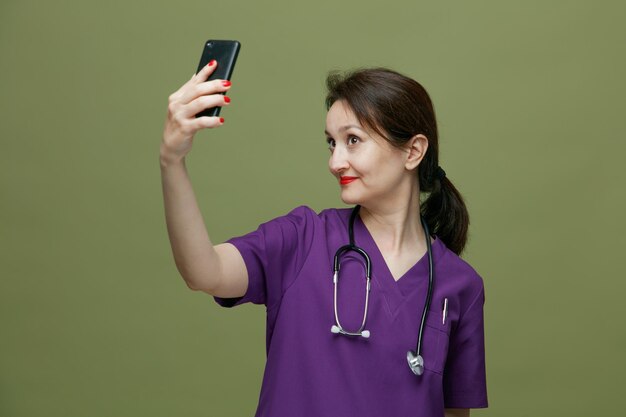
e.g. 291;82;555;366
331;325;371;338
407;350;424;376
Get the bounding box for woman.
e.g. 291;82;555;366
160;61;488;417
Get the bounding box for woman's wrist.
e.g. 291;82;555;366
159;144;185;169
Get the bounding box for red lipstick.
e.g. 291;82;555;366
340;176;358;185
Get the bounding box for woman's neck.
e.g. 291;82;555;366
358;190;426;254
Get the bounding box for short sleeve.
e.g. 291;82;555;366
212;205;316;310
443;283;489;408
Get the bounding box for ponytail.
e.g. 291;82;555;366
420;167;470;256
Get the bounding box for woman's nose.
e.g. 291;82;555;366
329;148;349;174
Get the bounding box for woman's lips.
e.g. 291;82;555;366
340;177;358;185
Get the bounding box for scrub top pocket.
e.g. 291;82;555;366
421;308;452;375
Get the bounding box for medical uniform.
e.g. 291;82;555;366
213;205;488;417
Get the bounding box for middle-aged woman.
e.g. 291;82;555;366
160;61;488;417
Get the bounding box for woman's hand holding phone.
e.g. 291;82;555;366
160;61;232;164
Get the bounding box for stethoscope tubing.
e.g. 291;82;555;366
332;244;371;337
416;214;434;359
331;205;434;376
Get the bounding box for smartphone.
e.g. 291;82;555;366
194;40;241;118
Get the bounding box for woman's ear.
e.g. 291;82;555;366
405;134;429;170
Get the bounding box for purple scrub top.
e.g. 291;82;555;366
213;205;488;417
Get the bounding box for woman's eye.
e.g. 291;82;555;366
326;136;358;151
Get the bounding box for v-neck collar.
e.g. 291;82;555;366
344;207;446;319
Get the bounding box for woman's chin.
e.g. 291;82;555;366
339;191;363;206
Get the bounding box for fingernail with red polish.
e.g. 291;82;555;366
222;80;232;87
220;117;225;123
224;96;231;103
208;59;216;66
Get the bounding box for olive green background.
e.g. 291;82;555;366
2;0;625;416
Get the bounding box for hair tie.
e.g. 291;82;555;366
436;166;446;181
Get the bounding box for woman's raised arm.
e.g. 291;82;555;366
160;61;246;297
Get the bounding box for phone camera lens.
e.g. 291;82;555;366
207;42;213;47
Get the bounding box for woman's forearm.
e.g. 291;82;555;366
160;148;221;292
444;408;470;417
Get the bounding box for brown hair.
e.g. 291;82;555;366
325;67;470;256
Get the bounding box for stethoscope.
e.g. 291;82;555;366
330;205;435;376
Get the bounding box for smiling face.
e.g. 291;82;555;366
325;100;418;207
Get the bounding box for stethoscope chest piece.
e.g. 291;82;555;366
407;350;425;376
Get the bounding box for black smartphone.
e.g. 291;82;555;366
194;39;241;118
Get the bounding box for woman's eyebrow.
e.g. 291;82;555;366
324;124;364;136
